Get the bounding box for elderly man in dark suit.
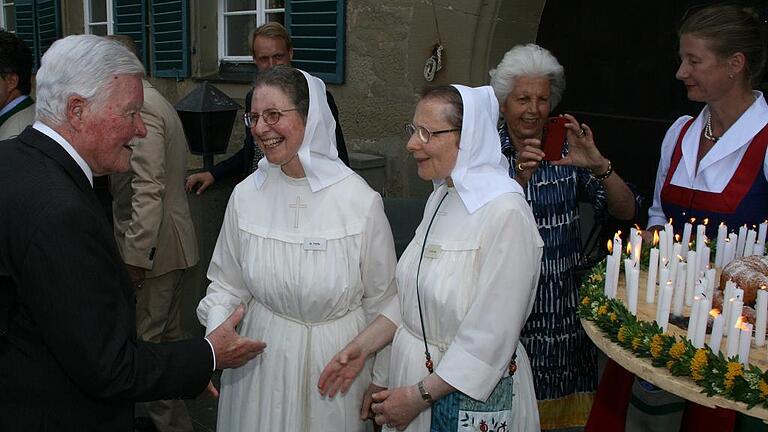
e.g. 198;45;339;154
0;35;266;432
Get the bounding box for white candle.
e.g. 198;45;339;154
673;261;687;316
632;232;643;265
739;322;753;365
722;281;735;329
657;281;674;332
696;223;706;254
695;298;710;348
723;237;736;268
698;244;710;279
744;228;757;257
727;315;743;358
755;286;768;347
706;268;717;300
686;250;697;306
715;222;727;267
756;288;768;347
659;229;669;265
625;258;639;314
646;248;659;304
727;300;744;342
659;256;670;281
604;254;615;298
665;222;674;263
737;225;748;257
688;296;702;342
759;221;768;246
710;311;724;354
755;242;766;257
682;221;693;254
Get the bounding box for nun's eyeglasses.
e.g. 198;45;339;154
404;123;461;144
244;108;298;128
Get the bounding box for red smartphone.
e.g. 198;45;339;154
542;116;567;161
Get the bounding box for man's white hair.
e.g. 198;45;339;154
489;43;566;111
35;34;144;126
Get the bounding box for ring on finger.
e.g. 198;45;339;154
577;128;586;138
517;162;525;171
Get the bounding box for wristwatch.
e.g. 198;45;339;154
417;380;433;405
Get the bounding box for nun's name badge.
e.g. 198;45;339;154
424;244;442;259
303;238;327;251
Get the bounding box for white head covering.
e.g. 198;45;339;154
434;84;523;213
252;69;353;192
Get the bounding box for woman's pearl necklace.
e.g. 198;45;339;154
704;115;720;142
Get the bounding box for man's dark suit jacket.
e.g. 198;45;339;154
0;127;213;431
210;89;349;180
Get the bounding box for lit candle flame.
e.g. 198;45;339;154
653;230;659;246
626;243;632;255
607;239;613;254
677;255;685;261
634;223;642;230
720;221;725;227
703;218;709;225
710;309;720;318
690;217;696;223
669;218;673;224
675;234;680;242
736;316;744;329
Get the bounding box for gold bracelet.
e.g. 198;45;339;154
591;159;613;181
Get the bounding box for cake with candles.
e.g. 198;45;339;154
713;255;768;325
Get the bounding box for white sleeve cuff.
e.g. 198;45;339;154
205;305;231;336
435;342;504;401
380;296;401;327
204;337;216;371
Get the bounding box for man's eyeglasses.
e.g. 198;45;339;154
404;123;461;144
244;108;298;128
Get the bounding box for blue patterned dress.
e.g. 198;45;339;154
499;124;604;428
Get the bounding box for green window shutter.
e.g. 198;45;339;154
150;0;189;79
286;0;345;84
14;0;37;68
34;0;60;59
113;0;147;65
13;0;60;70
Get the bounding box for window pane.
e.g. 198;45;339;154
266;12;284;26
225;15;257;56
3;6;14;33
90;0;107;23
267;0;285;9
226;0;256;12
90;24;108;36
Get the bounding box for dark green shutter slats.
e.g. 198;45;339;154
286;0;345;84
113;0;147;65
13;0;60;70
35;0;59;58
14;0;35;67
151;0;189;79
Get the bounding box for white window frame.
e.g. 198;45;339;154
83;0;114;35
218;0;285;62
0;1;15;33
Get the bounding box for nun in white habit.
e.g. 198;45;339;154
319;85;543;432
197;66;397;432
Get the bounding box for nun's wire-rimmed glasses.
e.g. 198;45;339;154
404;123;461;144
244;108;298;128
